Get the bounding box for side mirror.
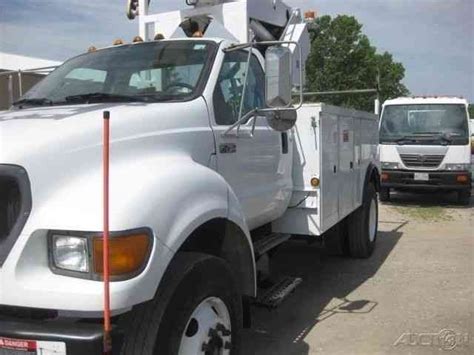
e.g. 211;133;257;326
265;46;292;108
266;109;297;132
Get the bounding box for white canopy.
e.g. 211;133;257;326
0;52;61;71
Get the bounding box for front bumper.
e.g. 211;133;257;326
381;170;471;190
0;313;122;355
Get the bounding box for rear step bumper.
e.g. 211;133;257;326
0;318;122;355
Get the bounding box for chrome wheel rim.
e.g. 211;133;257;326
178;297;232;355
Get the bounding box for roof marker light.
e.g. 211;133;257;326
305;10;317;21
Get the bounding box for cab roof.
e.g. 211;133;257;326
384;96;468;106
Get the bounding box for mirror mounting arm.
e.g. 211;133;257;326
236;47;254;136
222;109;259;137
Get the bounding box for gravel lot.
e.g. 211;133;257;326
242;190;473;354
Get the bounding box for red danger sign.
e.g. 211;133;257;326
0;337;36;351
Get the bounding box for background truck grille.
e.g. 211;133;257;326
400;154;444;168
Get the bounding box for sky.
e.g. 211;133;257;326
0;0;473;102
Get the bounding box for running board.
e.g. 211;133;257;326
253;233;291;258
255;276;303;308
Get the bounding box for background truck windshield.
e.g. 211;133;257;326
380;104;469;145
19;41;216;105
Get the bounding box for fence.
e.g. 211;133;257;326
0;66;57;109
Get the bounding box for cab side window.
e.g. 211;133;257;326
213;51;265;126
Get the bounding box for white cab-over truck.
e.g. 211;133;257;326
379;97;472;205
0;1;380;354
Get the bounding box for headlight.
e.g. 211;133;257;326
52;235;89;273
444;163;471;171
382;162;400;170
49;229;152;280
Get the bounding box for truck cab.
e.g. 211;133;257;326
379;97;472;205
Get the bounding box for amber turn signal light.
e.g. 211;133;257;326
93;233;151;277
381;173;389;182
311;177;320;187
456;175;469;184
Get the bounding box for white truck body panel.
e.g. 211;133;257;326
273;104;379;236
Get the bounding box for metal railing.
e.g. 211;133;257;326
0;66;57;106
296;88;381;115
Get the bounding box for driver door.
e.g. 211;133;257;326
211;50;291;230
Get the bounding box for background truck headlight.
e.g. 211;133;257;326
444;163;471;171
52;235;89;273
382;162;400;170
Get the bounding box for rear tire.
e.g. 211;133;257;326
457;189;471;206
120;252;243;355
379;187;390;202
324;220;349;257
347;183;378;258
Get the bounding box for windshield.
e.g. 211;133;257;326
380;104;469;145
17;41;216;107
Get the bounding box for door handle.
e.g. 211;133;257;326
281;132;289;154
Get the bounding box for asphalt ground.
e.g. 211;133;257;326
242;189;473;354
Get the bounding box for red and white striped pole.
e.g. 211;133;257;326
103;111;112;355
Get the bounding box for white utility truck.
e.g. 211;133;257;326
0;1;380;354
379;97;472;205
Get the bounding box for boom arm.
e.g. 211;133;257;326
128;0;311;86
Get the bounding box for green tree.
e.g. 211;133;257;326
306;15;409;112
469;104;473;119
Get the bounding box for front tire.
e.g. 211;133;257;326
457;189;471;206
120;253;243;355
347;183;378;258
379;187;390;202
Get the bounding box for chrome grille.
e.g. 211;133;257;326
400;154;444;168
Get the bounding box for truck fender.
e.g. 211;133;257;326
363;163;381;195
160;183;256;298
11;156;255;311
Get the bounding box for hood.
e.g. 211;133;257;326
0;100;214;229
0;100;211;167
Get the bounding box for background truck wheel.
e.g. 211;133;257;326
347;183;378;258
324;220;350;256
120;252;243;355
379;187;390;202
457;189;471;206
